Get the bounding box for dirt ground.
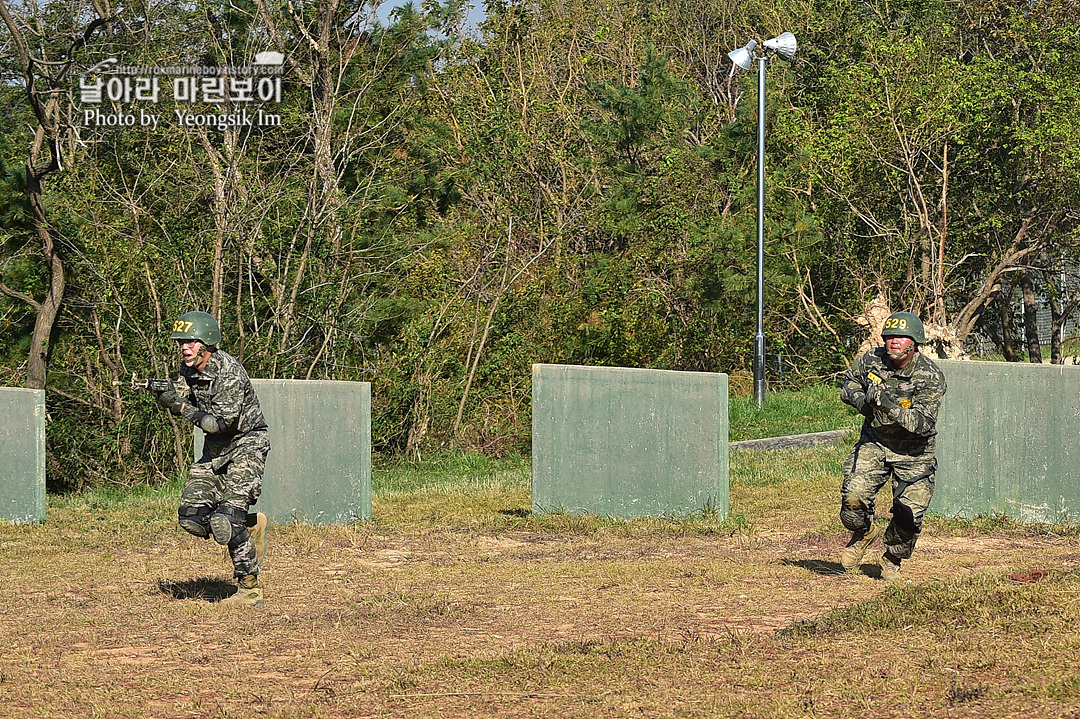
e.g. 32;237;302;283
2;501;1078;719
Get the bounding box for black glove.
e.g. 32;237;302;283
145;378;173;395
877;387;901;413
840;383;866;412
850;392;866;413
867;382;901;412
157;388;185;415
864;381;883;406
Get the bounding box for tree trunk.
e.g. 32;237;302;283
949;218;1037;344
920;230;933;316
1049;288;1063;364
1020;268;1042;363
197;127;233;321
999;289;1018;362
261;0;345;363
975;314;1001;356
23;167;66;389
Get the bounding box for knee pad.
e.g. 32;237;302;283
178;504;211;538
209;505;250;546
840;503;871;533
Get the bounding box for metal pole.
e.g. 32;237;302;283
754;55;767;408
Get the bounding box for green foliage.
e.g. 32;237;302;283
3;0;1079;490
374;450;529;496
586;45;694;172
729;384;861;442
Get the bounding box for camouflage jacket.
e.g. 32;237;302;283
839;348;947;455
176;350;269;468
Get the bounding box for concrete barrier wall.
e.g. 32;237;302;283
936;359;1080;523
0;387;46;523
531;364;728;518
198;379;371;524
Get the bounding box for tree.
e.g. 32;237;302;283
797;0;1080;358
0;0;110;388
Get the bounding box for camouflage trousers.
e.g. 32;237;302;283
840;440;935;560
181;445;268;578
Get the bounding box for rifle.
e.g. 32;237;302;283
112;373;173;393
113;373;146;389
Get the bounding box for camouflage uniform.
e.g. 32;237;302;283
175;350;270;578
839;348;946;560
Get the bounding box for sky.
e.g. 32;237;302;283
374;0;486;30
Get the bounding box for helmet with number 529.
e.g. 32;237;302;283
880;311;925;344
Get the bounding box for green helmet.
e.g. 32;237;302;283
169;311;221;346
880;311;925;344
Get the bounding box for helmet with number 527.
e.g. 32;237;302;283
880;311;925;344
169;311;221;346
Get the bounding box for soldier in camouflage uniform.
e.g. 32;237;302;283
838;311;946;581
148;311;270;606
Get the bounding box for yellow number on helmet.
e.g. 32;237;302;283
899;319;907;328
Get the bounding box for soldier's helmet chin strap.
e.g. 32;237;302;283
886;342;916;361
182;341;209;367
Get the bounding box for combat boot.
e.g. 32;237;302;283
840;523;882;570
249;512;269;567
220;574;263;607
880;552;903;581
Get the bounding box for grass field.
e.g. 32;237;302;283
3;443;1079;719
727;384;861;442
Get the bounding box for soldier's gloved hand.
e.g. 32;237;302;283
864;381;883;406
872;383;902;412
156;388;185;415
145;378;173;395
839;384;865;412
849;391;866;413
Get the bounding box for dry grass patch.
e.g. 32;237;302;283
1;447;1079;718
